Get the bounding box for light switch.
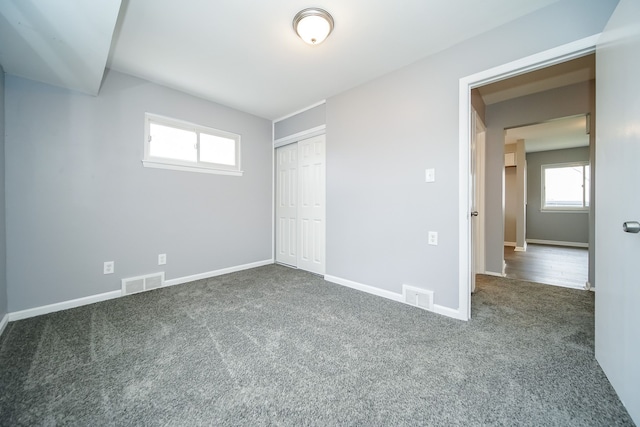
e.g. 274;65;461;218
425;168;435;183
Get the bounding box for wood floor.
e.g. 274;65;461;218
503;244;588;289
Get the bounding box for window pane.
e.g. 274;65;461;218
200;133;236;166
149;123;197;162
584;166;590;207
544;166;585;207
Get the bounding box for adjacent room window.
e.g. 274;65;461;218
143;113;242;176
541;162;589;211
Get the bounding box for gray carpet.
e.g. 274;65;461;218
0;265;634;426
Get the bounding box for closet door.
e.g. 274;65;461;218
297;135;326;275
275;144;298;267
275;135;326;274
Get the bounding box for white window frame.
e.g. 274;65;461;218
541;161;589;212
143;113;242;176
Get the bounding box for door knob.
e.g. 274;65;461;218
623;221;640;233
471;211;479;217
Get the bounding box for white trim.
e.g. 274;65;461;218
541;161;589;212
142;160;243;176
484;271;507;278
458;34;600;322
324;275;403;302
163;259;273;287
144;113;242;175
273;125;326;148
271;118;277;265
9;290;122;321
273;100;326;123
526;239;589;248
514;243;527;252
0;314;9;337
504;241;517;247
433;304;465;319
324;275;465;321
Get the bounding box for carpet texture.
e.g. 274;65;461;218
0;265;634;426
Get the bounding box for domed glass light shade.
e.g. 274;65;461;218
293;8;334;45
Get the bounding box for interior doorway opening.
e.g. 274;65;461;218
458;35;599;320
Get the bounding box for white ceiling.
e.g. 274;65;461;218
505;115;590;153
0;0;564;120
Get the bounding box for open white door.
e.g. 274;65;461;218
595;0;640;423
471;111;486;293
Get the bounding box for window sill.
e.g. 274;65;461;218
540;208;589;213
142;160;243;176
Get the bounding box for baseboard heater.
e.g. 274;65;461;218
122;272;165;296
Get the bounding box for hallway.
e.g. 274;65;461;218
503;244;588;289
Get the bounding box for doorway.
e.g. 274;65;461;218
458;35;599;320
501;115;591;289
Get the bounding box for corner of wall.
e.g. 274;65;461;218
0;66;7;324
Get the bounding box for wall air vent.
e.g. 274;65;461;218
122;272;165;296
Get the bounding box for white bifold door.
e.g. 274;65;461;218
276;135;326;275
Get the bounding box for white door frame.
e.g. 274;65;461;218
457;34;600;321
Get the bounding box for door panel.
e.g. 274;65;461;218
595;0;640;423
297;135;326;274
275;144;298;267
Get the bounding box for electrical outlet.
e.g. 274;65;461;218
104;261;114;275
428;231;438;246
158;254;167;265
425;168;436;183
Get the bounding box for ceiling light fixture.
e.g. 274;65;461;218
293;8;334;45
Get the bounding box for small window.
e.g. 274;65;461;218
143;113;242;176
541;162;589;211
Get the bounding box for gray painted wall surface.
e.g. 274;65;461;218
526;147;590;243
326;0;615;309
5;70;272;312
485;80;595;276
274;104;325;140
0;67;7;321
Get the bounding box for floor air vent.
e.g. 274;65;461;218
402;285;434;311
122;272;165;296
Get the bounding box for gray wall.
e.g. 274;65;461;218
526;147;590;243
274;103;325;140
5;70;272;312
325;0;615;309
485;80;595;275
0;66;7;321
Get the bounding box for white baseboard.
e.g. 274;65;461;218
324;274;463;321
483;271;506;278
324;275;403;303
163;259;273;287
9;290;122;322
7;259;274;323
0;313;9;337
514;243;527;252
526;239;589;248
504;241;516;247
